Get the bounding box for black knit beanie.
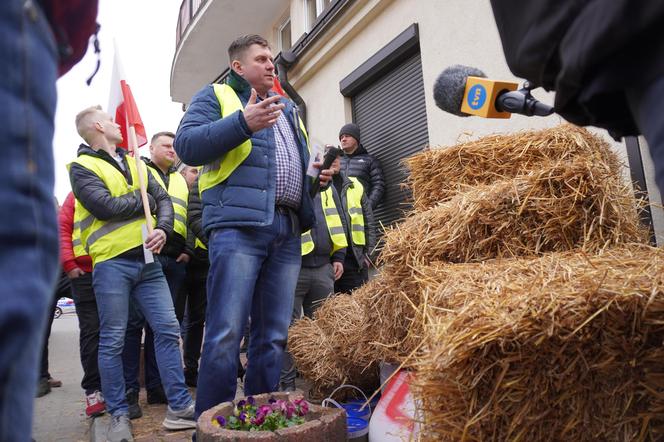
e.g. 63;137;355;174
338;123;361;144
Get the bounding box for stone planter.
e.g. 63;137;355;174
197;391;347;442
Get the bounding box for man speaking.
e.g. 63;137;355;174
175;34;333;418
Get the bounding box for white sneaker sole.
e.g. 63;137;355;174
162;417;196;430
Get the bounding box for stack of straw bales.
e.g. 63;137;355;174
412;245;664;440
288;124;662;439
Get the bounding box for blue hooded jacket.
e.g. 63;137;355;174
174;71;315;234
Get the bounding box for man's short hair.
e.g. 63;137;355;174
75;105;103;143
228;34;270;64
151;131;175;144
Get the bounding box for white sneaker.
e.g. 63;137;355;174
162;402;196;430
107;414;133;442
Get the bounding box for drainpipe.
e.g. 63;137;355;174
276;50;307;128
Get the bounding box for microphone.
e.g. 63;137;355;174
434;65;554;118
309;145;343;198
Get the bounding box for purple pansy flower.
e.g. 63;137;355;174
216;416;226;427
247;396;256;406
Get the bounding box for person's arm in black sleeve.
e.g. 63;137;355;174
184;227;196;256
187;177;208;246
69;163;155;221
367;156;385;210
361;193;378;262
147;172;174;235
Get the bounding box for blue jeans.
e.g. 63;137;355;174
123;254;186;392
195;212;301;418
0;1;59;441
93;257;192;417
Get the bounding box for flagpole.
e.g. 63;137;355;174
128;124;154;236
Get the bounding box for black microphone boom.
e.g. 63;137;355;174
495;81;554;117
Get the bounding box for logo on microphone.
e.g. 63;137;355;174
467;84;487;110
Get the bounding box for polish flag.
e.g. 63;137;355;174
272;77;288;98
108;45;147;153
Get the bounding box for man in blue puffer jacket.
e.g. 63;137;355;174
174;34;332;418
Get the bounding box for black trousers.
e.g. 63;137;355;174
334;255;369;294
39;271;70;380
70;272;101;394
181;258;208;373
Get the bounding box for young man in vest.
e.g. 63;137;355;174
280;152;349;391
333;158;378;294
338;123;385;210
69;106;196;441
174;34;333;418
123;131;192;409
59;191;106;417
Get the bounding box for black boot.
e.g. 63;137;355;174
125;388;143;419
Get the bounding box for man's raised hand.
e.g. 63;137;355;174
243;88;284;133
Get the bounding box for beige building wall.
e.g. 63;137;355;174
285;0;629;164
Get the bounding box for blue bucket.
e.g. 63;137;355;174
342;401;371;420
323;384;375;419
347;416;369;441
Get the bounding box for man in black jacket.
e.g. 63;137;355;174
490;0;664;197
69;106;196;440
338;123;385;210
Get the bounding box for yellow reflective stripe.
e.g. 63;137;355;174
329;226;345;235
195;237;207;250
78;214;95;232
174;213;186;224
171;196;187;207
85;218;139;248
320;187;347;253
301;230;314;256
346;177;365;246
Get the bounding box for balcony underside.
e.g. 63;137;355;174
171;0;288;104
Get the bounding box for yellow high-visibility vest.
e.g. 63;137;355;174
194;237;207;250
346;177;366;246
199;84;309;193
68;155;155;266
148;167;188;239
301;187;348;256
71;202;86;258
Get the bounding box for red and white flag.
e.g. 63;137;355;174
108;44;147;153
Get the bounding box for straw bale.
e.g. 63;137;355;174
380;156;647;269
287;315;347;393
406;124;621;211
410;245;664;441
288;279;385;393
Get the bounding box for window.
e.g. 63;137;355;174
279;18;292;51
304;0;332;31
